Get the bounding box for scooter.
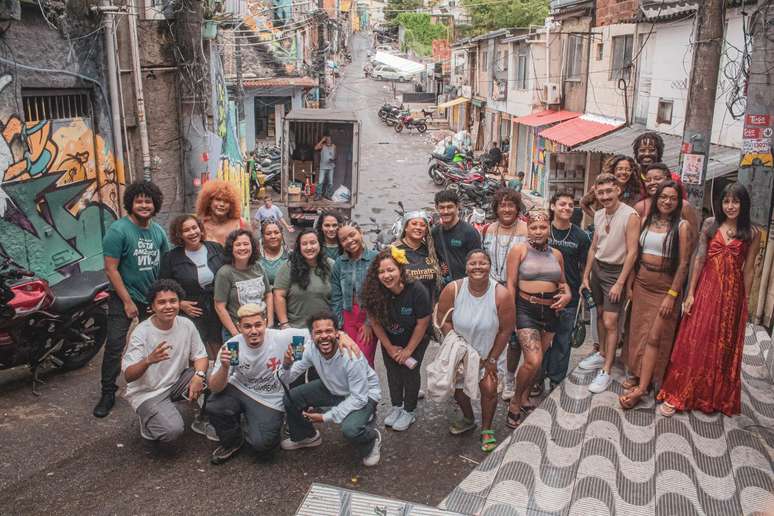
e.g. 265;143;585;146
0;253;109;394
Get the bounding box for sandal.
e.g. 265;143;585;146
618;388;646;410
480;430;497;453
505;407;531;429
449;416;477;435
621;377;639;390
530;382;544;398
658;402;676;417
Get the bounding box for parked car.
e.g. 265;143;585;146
372;65;413;82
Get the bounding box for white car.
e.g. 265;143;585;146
372;65;412;82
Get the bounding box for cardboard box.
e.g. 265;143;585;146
292;160;314;182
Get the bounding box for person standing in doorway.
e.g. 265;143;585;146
253;195;294;234
432;190;481;285
315;133;336;200
580;173;640;394
94;180;170;418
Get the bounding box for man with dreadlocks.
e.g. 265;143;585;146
632;131;685;190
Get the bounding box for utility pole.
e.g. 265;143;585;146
127;0;152;180
234;32;244;143
97;0;126;183
678;0;725;211
318;0;327;108
738;4;774;325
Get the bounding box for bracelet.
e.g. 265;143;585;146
667;289;679;298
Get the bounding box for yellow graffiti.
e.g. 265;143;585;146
216;159;250;217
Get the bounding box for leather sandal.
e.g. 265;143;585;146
621;377;639;390
618;388;646;410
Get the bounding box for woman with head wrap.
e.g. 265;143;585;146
392;210;443;304
503;209;572;429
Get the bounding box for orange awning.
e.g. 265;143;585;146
511;109;580;128
539;116;624;148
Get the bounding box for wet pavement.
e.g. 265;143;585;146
0;34;500;515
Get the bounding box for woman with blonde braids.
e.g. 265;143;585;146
393;210;443;304
362;247;432;432
504;209;572;429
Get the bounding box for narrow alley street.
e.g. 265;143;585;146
0;36;501;515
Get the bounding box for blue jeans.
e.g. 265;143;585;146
317;167;334;195
542;301;577;385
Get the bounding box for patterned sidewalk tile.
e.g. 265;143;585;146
442;324;774;516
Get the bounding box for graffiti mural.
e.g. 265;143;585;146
0;77;124;284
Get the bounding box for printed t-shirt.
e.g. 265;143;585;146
214;263;272;326
384;281;432;348
213;328;310;411
102;217;170;304
432;220;481;282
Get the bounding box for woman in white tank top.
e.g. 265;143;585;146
435;249;515;453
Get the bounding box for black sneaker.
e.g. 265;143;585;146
210;435;244;465
93;393;115;418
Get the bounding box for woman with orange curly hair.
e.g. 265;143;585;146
196;180;250;246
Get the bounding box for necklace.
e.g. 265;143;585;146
604;213;613;233
492;222;518;281
528;239;549;252
550;224;570;244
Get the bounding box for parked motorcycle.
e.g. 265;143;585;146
394;114;427;134
249;145;282;199
0;253;109;394
427;152;475;186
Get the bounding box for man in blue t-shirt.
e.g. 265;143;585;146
94;181;169;418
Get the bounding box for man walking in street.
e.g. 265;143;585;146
580;174;639;394
122;279;209;443
431;190;482;284
315;133;336;200
280;311;383;467
95;180;170;418
540;191;590;392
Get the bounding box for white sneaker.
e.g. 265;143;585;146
384;405;403;427
391;409;416;431
588;370;612;393
363;429;382;467
280;429;322;450
579;351;605;370
501;383;515;402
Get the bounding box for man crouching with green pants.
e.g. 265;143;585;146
280;311;383;467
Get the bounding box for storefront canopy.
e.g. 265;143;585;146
436;97;470;110
372;52;426;74
576;124;740;181
539;114;624;148
512;109;580;128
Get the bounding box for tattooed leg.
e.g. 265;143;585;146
508;328;543;417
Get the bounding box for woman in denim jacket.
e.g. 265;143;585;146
331;222;378;366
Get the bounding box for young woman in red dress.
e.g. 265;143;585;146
657;183;760;417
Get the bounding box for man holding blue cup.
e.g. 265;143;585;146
205;303;361;465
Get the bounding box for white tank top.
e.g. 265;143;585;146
452;278;499;359
482;226;526;284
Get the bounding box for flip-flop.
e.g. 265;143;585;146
618;388;645;410
621;377;639;390
505;407;531;429
658;402;676;417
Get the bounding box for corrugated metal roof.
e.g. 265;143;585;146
512;109;580;127
285;108;359;122
539;115;623;148
576;124;740;180
295;484;464;515
639;0;697;21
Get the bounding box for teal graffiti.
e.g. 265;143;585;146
0;172;116;283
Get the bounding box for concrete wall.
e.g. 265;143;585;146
0;4;124;284
644;10;745;148
558;15;592;113
585;23;637;121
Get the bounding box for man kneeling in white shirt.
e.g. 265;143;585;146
206;304;362;465
279;311;383;467
122;279;209;444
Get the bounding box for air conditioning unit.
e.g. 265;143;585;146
543;82;561;105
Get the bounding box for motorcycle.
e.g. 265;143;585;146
0;253;109;394
249;146;282;199
427;152;473;186
365;202;406;251
394;114;427;134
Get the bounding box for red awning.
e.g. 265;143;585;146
243;77;318;88
538;117;624;148
511;110;580;128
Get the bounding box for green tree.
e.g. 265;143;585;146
395;12;449;56
385;0;423;24
462;0;549;35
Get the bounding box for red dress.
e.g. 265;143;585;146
657;230;749;416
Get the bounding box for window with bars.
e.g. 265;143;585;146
566;35;583;80
610;35;634;81
22;90;92;122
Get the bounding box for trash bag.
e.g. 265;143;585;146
331;185;351;203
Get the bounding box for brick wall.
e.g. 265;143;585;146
596;0;640;26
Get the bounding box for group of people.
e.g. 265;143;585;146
94;129;760;466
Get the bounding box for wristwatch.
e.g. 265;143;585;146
194;370;207;380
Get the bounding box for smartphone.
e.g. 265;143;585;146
291;335;305;361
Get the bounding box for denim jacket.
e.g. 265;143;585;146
330;249;377;323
